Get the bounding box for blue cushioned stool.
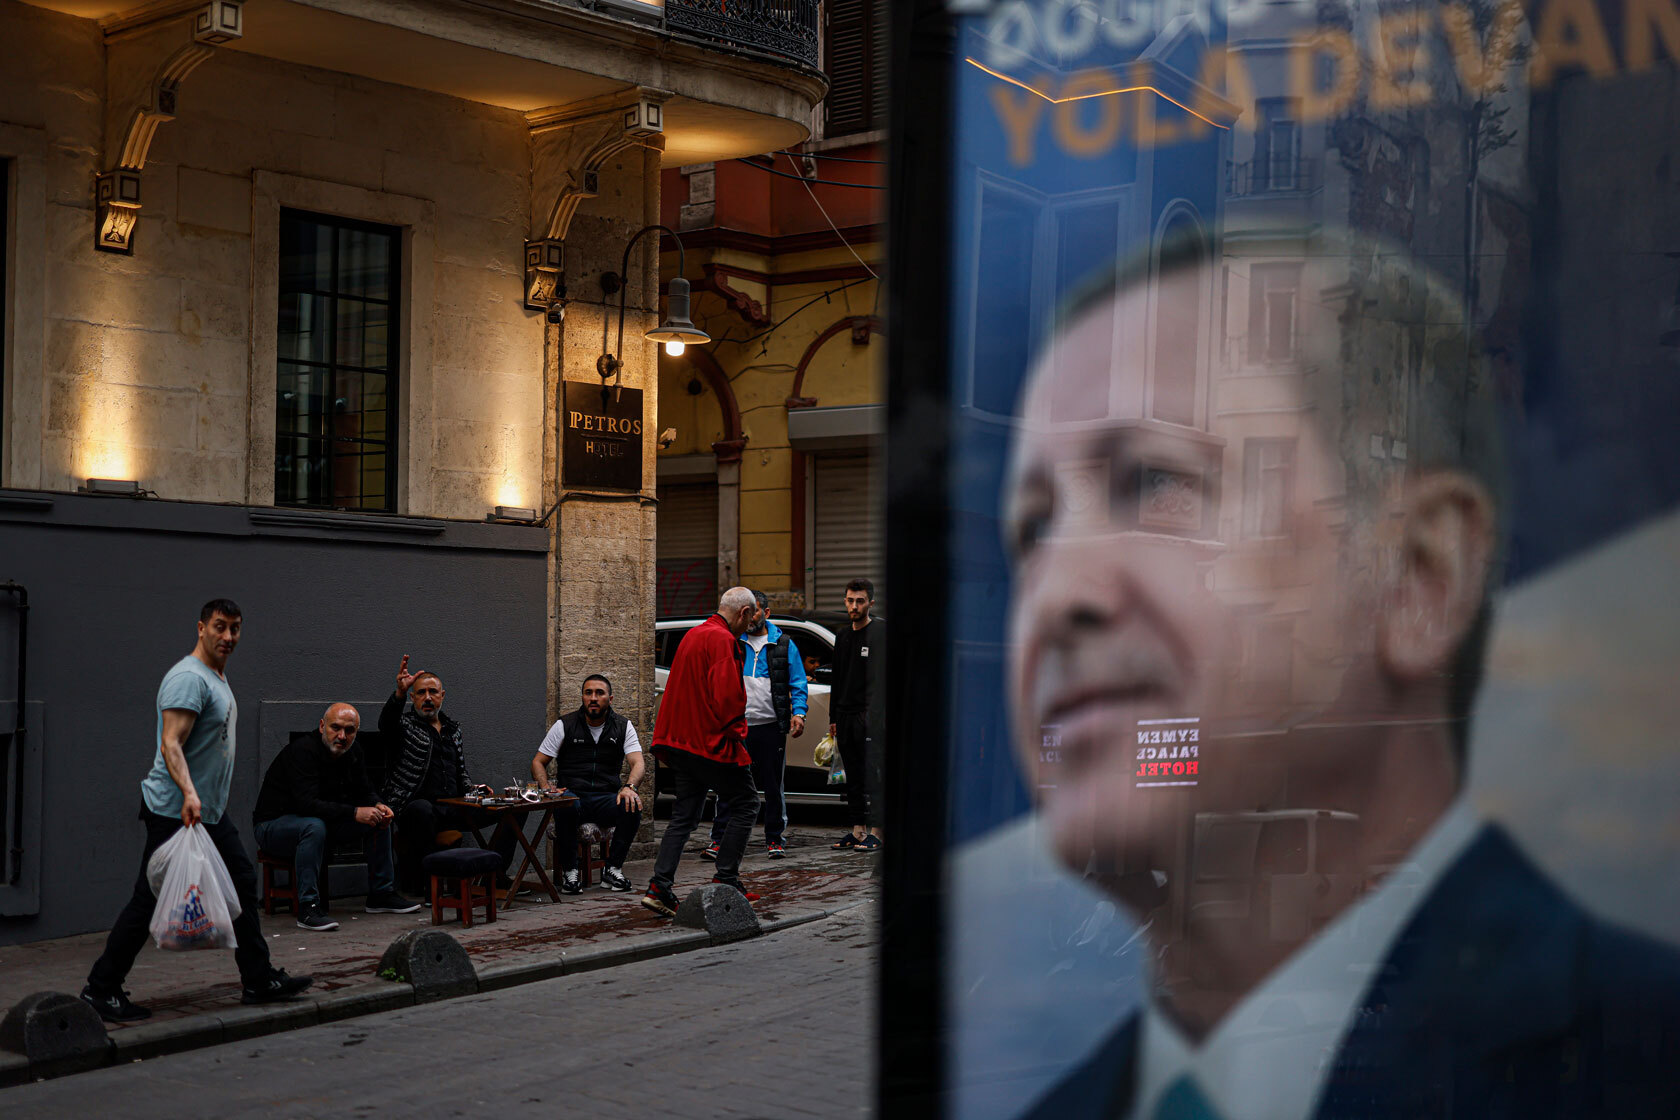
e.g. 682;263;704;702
422;848;501;928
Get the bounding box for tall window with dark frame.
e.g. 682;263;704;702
276;210;399;511
823;0;887;136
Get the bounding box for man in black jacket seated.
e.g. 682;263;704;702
530;674;644;893
380;657;518;895
253;702;420;931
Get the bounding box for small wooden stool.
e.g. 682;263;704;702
421;848;500;928
258;850;328;915
578;823;614;887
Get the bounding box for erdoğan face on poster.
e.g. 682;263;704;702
931;0;1680;1116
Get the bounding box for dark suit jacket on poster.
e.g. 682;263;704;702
1023;825;1680;1120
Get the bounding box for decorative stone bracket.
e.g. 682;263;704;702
524;90;669;311
96;0;243;254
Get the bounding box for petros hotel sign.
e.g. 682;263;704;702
563;382;644;491
967;0;1675;162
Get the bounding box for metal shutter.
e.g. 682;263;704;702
812;452;881;609
657;483;718;617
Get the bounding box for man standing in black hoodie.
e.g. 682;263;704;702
253;702;420;931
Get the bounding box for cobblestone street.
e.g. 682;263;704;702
3;897;878;1118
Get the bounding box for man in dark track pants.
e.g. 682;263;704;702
830;578;884;852
531;673;644;893
642;587;760;914
705;590;808;861
81;599;312;1022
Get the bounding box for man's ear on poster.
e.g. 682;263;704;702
1376;470;1497;683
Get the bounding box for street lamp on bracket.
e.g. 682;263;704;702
596;224;711;398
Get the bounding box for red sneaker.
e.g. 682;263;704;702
712;876;760;902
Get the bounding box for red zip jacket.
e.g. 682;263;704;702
652;613;749;766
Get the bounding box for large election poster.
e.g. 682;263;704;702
927;1;1680;1116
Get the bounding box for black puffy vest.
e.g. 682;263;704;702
553;708;630;795
765;633;794;735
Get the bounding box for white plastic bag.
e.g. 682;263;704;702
146;823;241;951
813;732;837;768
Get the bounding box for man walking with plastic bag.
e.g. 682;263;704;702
81;599;311;1022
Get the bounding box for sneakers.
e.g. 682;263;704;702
600;866;632;892
295;904;339;932
767;840;786;859
80;985;152;1023
559;869;582;895
700;841;721;861
712;876;761;903
240;968;314;1005
365;890;422;914
641;880;679;917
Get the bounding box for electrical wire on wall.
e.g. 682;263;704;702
781;153;880;283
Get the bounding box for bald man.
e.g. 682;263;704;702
253;702;420;930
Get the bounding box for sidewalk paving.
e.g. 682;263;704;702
0;826;878;1056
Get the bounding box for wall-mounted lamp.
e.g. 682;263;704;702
597;224;711;392
80;477;145;497
487;505;539;524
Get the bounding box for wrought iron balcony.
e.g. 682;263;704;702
1225;156;1320;197
664;0;820;69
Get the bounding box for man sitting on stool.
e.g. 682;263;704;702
253;702;421;930
531;674;644;893
381;657;519;895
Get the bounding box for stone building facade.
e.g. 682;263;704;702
0;0;824;940
653;140;885;617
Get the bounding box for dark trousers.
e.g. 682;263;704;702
710;723;788;846
252;814;398;909
836;711;879;829
554;793;640;871
88;808;273;992
396;799;517;890
652;748;758;889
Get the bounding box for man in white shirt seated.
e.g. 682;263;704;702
530;674;643;893
995;230;1680;1119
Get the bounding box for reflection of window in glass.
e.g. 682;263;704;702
1247;263;1300;364
1250;617;1294;699
1050;199;1120;421
1256;99;1300;191
823;0;888;136
276;210;399;511
971;184;1039;414
1151;215;1203;426
1317;817;1363;875
1257;819;1309;875
1243;438;1296;538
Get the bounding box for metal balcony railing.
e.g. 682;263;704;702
664;0;820;69
1225;156;1320;197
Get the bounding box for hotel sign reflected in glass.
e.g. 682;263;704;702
563;382;644;491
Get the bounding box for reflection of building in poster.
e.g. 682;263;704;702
1134;717;1200;787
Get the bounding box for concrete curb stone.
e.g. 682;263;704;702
0;898;874;1088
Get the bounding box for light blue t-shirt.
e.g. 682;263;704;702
140;655;238;824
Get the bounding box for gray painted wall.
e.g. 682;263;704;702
0;491;550;944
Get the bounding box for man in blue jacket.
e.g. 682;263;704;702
705;590;808;860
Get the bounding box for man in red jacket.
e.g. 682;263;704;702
642;586;761;915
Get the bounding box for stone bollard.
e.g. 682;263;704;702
675;882;762;944
377;929;476;1002
0;991;111;1075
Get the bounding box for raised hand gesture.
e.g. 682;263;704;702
395;654;417;699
